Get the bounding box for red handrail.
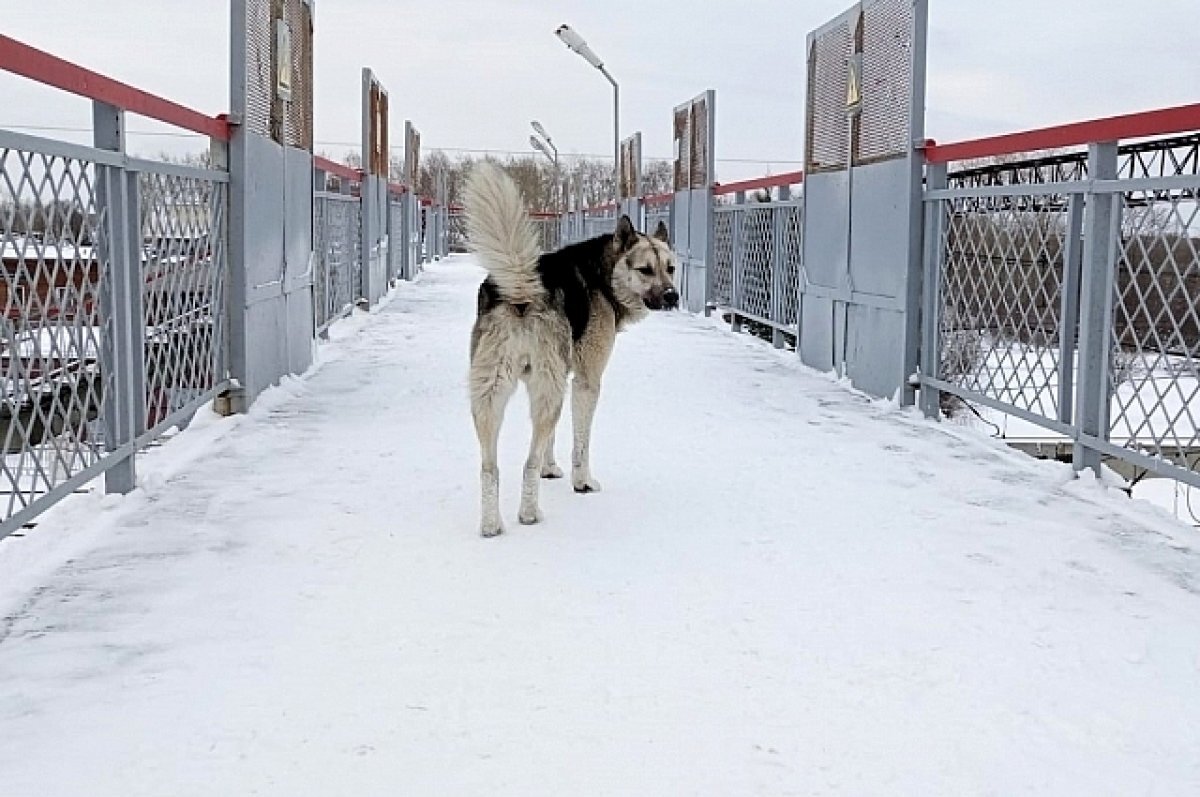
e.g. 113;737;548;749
0;34;231;141
712;169;805;196
926;102;1200;164
313;156;364;182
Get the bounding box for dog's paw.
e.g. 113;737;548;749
480;520;505;538
572;476;603;494
518;508;542;525
540;463;564;479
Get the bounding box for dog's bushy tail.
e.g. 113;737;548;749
464;162;543;305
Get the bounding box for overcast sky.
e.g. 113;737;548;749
3;1;1196;181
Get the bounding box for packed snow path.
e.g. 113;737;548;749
1;256;1199;795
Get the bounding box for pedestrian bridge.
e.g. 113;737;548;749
3;8;1200;794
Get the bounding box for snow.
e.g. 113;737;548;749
1;255;1200;795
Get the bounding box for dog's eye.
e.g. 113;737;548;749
667;265;676;274
638;266;654;276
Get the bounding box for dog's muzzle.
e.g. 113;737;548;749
644;287;679;311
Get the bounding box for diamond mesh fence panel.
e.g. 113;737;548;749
645;204;671;242
0;145;106;523
737;206;774;321
313;193;362;331
934;134;1200;484
139;170;229;431
583;211;617;240
937;192;1070;420
711;207;735;307
530;217;561;253
711;200;803;334
448;210;466;253
779;203;804;330
1107;137;1200;470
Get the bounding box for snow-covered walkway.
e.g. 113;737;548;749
2;256;1199;795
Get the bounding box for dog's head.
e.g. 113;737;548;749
610;215;679;310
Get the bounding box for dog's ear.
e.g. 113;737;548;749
652;220;670;245
613;214;638;252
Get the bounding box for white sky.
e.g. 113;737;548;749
2;1;1197;181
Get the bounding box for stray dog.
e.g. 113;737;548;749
464;163;678;536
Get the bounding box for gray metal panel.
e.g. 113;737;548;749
361;174;387;304
283;145;314;294
671;191;692;303
848;157;911;299
240;299;287;400
799;295;837;372
686;187;709;313
832;300;848;374
845;304;905;398
241;133;286;306
285;287;314;376
800;170;850;289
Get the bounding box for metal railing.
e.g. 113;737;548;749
922;114;1200;488
644;194;671;240
0;89;232;534
0;32;441;538
313;191;363;332
530;213;562;252
582;205;619;239
710;173;805;345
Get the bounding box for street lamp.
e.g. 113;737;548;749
530;120;560;212
554;23;619;201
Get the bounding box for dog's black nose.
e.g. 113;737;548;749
663;288;679;308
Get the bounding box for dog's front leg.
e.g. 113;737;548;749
570;377;603;493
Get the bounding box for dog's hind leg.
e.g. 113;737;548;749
520;367;566;524
540;428;564;479
471;367;516;537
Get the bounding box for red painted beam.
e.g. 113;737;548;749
313;156;364;182
713;169;805;196
0;34;231;141
926;102;1200;164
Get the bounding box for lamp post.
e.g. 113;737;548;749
529;121;560;212
554;24;618;202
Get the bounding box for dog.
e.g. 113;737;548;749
464;162;678;537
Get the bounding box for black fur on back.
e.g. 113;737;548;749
476;233;625;341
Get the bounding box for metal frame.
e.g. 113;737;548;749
711;179;805;344
921;134;1200;489
0;117;232;538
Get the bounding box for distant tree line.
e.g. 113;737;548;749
331;149;674;211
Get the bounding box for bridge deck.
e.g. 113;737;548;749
1;256;1197;794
